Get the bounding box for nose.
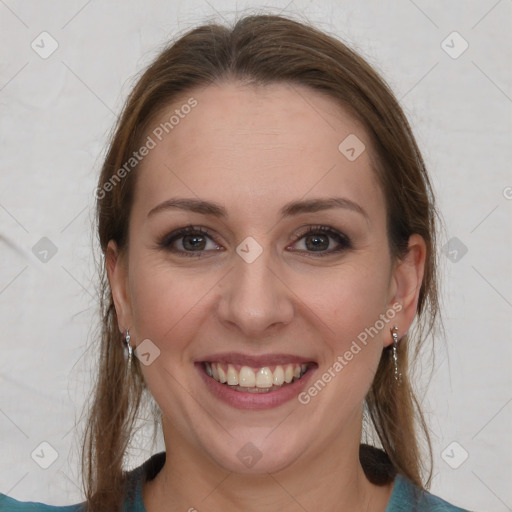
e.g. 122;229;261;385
216;246;294;338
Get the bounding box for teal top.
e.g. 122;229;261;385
0;452;473;511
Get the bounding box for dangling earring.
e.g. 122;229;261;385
125;329;133;372
391;326;402;384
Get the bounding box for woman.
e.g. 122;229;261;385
0;14;474;512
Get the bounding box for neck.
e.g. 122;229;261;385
143;414;394;512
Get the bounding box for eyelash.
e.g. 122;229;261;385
157;224;352;258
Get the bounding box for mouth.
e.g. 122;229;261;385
202;361;311;393
195;353;317;409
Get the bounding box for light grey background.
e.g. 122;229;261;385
1;1;511;510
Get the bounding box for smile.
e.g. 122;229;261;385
203;362;310;393
196;353;317;409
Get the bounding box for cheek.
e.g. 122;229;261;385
295;262;391;339
291;261;393;399
294;269;391;411
127;255;208;350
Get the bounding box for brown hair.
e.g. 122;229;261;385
83;13;438;511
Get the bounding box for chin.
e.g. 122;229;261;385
198;427;308;475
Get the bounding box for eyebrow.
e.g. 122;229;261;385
147;197;369;221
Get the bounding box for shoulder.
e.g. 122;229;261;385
359;445;475;512
0;452;165;512
0;493;84;512
388;474;475;512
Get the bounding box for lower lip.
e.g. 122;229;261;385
196;363;316;410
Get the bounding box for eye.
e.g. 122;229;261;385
289;225;352;256
158;225;222;257
158;224;352;258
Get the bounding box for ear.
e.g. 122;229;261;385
106;240;133;332
385;234;427;346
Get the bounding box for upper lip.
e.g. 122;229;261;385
197;352;316;367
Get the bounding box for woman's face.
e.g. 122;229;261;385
108;82;423;474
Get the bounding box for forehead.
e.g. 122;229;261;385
132;82;384;223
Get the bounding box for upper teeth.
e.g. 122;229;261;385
205;362;308;388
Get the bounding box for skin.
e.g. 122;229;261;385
107;82;426;512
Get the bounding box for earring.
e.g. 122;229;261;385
125;329;133;372
391;326;402;384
